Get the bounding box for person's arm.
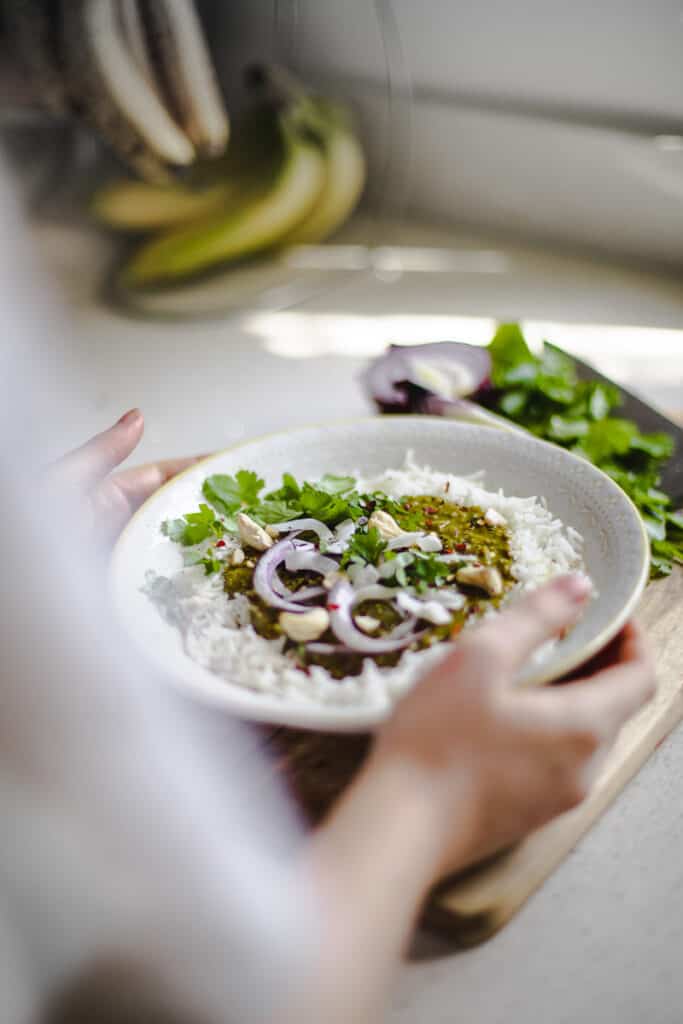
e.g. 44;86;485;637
303;578;655;1024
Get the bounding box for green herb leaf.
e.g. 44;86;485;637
547;415;590;442
162;503;225;546
341;527;387;567
317;473;356;495
198;554;223;576
486;323;679;579
407;551;451;592
499;389;528;417
264;472;301;502
577;419;636;463
202;470;265;516
643;515;667;542
629;432;675;460
252;499;302;524
488;323;537;388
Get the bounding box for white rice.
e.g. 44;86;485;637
143;454;585;708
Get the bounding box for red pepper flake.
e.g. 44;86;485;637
425;505;437;515
455;542;468;553
327;603;340;611
425;519;434;528
215;540;226;548
443;546;453;554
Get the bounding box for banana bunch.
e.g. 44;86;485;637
5;0;229;181
95;68;366;289
5;2;366;292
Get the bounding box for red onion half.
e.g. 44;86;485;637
361;341;491;413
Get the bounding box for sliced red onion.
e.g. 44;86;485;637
424;587;467;611
361;342;491;412
396;590;452;626
351;584;399;603
325;518;357;554
254;538;326;612
268;518;334;544
346;562;380;588
387;531;442;553
421;394;529;436
305;642;347;656
326;580;419;654
284;547;339;576
378;550;414;579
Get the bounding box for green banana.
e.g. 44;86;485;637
91;178;231;231
284;102;366;245
121;103;326;286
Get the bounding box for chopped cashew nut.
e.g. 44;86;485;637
323;570;343;590
455;565;504;597
484;508;507;528
230;547;245;566
236;512;273;552
355;614;381;634
368;509;403;540
265;524;280;539
279;607;330;642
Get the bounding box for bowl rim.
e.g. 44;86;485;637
110;415;650;729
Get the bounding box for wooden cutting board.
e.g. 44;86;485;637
263;566;683;945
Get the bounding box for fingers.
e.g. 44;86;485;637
467;574;592;674
111;454;207;513
553;622;656;735
55;409;145;488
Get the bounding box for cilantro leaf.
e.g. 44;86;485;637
202;470;264;516
264;472;301;502
547;415;590;442
162;503;225;546
299;483;353;525
253;498;302;524
406;551;451;593
198;554;223;576
486;323;680;579
341;527;387;567
488;323;538;388
576;419;636;463
629;432;675;460
317;473;357;495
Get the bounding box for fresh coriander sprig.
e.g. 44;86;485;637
486;323;683;577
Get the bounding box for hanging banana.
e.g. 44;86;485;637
120;97;328;286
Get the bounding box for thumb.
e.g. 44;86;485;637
53;409;145;488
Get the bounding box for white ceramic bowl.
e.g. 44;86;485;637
110;417;649;732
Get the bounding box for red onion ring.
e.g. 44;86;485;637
268;518;334;544
253;538;326;612
326;580;420;654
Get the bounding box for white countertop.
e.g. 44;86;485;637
35;215;683;1023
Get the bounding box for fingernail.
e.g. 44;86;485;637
561;573;592;601
117;408;142;427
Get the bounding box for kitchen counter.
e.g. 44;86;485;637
34;215;683;1024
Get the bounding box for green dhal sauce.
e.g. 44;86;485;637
224;495;514;679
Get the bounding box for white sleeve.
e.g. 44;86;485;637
0;163;316;1023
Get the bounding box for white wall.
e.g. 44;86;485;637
208;2;683;267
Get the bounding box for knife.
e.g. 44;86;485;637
547;344;683;507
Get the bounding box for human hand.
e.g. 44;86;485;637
372;575;656;878
46;408;204;546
